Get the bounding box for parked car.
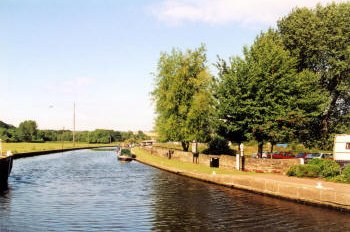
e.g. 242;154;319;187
295;153;307;159
271;152;295;159
305;153;324;161
261;151;270;158
323;153;333;159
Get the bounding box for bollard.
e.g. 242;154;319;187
236;154;240;170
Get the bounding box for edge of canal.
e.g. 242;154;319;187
133;148;350;213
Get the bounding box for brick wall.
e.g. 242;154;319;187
143;146;300;174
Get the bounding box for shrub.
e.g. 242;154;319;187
121;149;131;156
204;136;232;155
286;165;298;176
329;175;347;183
319;160;341;178
308;159;340;178
295;164;320;178
342;165;350;182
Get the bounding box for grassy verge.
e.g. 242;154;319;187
154;142;331;156
2;142;115;154
132;147;254;176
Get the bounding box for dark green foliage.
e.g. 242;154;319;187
0;121;15;130
0;120;143;144
204;135;232;155
286;165;298;176
121;149;131;156
17;120;38;142
215;29;327;153
320;160;341;178
287;159;341;179
295;164;321;178
308;159;341;178
342;165;350;182
278;2;350;148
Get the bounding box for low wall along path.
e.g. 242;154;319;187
147;146;300;174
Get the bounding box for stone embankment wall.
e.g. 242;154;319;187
144;146;300;174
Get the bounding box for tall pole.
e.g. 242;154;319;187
73;102;76;147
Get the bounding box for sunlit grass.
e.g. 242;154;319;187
153;142;331;156
132;147;254;176
2;142;114;154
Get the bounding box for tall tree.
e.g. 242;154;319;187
17;120;38;142
152;45;213;151
215;56;252;150
278;2;350;147
215;30;327;153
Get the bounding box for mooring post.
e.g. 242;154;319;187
240;143;245;171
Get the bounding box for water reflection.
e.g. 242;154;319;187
0;150;349;231
150;171;350;231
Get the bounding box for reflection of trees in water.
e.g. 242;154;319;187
149;171;350;231
150;172;216;231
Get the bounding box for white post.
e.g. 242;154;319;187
192;140;198;153
240;143;244;157
236;154;240;170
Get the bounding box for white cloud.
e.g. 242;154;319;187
149;0;347;26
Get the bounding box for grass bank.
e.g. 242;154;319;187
154;142;331;156
132;147;253;176
2;142;115;154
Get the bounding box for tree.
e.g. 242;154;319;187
17;120;38;142
152;45;214;151
215;56;252;151
278;2;350;148
215;30;327;153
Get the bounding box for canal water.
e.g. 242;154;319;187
0;149;349;231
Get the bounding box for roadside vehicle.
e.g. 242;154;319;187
261;151;270;158
304;153;324;162
265;151;294;159
295;153;307;159
323;153;333;159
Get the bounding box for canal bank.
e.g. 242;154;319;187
133;147;350;212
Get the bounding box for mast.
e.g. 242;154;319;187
73;102;76;146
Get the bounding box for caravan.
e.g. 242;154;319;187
333;134;350;164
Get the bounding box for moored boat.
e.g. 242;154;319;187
117;148;133;162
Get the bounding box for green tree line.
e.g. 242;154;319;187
152;2;350;152
0;120;150;144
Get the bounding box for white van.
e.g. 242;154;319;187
333;134;350;161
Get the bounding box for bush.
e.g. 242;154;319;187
319;160;341;178
329;175;347;183
308;159;340;178
121;149;131;156
286;165;298;176
295;164;320;178
287;159;341;180
342;165;350;182
204;136;232;155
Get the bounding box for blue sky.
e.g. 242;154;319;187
0;0;343;131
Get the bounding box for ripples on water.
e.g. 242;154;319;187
0;149;349;231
